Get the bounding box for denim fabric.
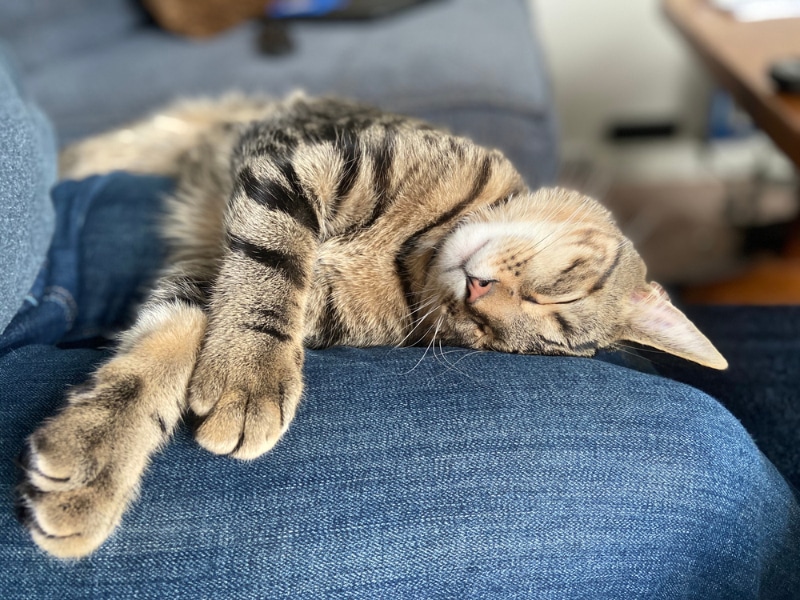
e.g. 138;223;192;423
0;174;171;353
1;345;798;599
0;174;798;598
658;305;800;492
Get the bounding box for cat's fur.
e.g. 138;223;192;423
19;93;727;558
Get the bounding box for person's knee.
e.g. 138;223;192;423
617;377;798;597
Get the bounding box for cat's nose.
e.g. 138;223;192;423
466;277;493;303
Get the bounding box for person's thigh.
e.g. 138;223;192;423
1;344;796;599
0;173;172;352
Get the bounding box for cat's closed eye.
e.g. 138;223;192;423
522;294;583;306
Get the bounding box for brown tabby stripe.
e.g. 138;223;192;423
151;413;168;434
277;383;287;428
488;192;520;211
364;129;396;226
227;234;307;288
568;340;600;354
589;248;622;293
243;322;292;342
394;155;494;315
331;129;361;217
163;277;213;308
317;284;347;346
238;165;320;235
253;307;286;322
552;312;575;337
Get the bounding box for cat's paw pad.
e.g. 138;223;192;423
189;359;301;460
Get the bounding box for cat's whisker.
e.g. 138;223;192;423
407;295;439;314
403;315;443;374
441;347;485;370
395;302;442;348
434;344;494;389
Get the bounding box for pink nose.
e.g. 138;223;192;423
466;277;493;303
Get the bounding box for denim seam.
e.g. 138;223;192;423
41;285;77;329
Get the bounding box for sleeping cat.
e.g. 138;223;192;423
19;93;727;559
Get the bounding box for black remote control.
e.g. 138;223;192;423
770;57;800;93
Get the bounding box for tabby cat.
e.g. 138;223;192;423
19;93;727;558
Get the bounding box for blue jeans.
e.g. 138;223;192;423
0;175;798;599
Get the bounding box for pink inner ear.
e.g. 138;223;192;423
633;282;670;305
649;281;669;300
630;285;684;333
626;283;728;369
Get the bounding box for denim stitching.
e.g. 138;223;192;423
42;285;78;329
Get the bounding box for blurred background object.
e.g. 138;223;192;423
531;0;800;302
141;0;439;38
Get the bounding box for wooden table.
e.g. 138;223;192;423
665;0;800;303
664;0;800;166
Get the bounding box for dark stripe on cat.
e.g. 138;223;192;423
165;277;213;308
372;127;395;196
553;312;575;338
394;156;494;314
317;284;347;346
331;130;362;216
151;413;168;434
268;129;299;152
254;307;286;323
227;393;252;457
488;192;520;210
568;340;599;354
238;165;320;235
243;125;299;157
278;160;320;235
590;248;622;293
228;234;306;288
364;128;396;225
561;258;588;277
277;383;286;428
101;376;143;408
448;138;466;160
244;322;292;343
549;258;590;290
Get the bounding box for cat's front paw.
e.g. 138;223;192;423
18;394;146;558
189;348;302;460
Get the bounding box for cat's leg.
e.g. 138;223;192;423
58;96;277;179
18;266;211;558
188;161;320;461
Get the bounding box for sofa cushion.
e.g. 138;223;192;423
5;0;558;186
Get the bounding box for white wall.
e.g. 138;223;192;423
532;0;710;152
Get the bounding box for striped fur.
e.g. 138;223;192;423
21;93;727;558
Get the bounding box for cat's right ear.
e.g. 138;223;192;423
620;282;728;370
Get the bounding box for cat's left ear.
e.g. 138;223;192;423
621;282;728;369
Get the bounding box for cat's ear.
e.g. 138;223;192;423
621;282;728;369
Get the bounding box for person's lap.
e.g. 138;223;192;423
1;341;798;598
0;175;798;599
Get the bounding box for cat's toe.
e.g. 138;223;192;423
24;419;107;492
18;471;132;559
193;387;285;460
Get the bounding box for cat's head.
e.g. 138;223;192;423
424;187;727;369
